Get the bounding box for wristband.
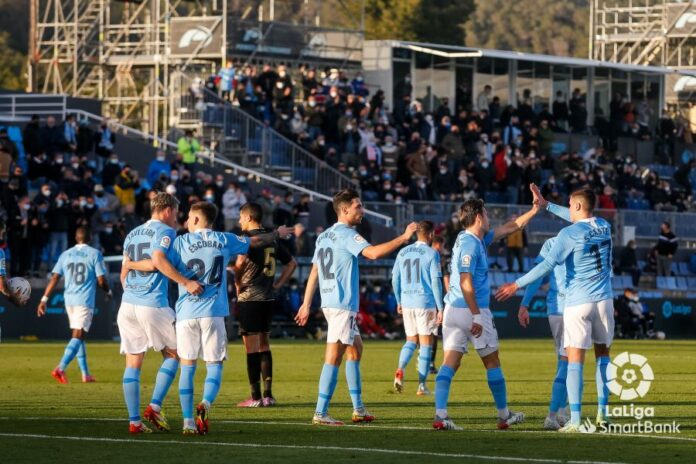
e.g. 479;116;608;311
472;314;483;325
40;295;49;304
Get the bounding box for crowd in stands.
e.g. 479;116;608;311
209;61;695;214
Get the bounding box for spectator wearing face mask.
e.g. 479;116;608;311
114;165;139;210
177;129;201;169
47;192;71;266
99;221;123;256
147;150;171;187
93;183;120;225
101;154;122;188
222;182;247;231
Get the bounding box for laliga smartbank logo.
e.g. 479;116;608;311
579;352;680;434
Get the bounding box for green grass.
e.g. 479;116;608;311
0;339;695;463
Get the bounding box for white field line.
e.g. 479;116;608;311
0;432;630;464
0;416;693;444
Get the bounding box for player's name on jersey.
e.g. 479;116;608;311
403;247;429;256
187;239;225;253
584;225;611;241
127;228;156;239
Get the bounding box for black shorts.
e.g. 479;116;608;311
237;300;275;336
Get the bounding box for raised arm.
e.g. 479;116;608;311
294;263;318;326
362;223;417;260
493;205;540;242
531;183;570;222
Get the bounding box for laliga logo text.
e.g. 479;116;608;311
580;352;680;434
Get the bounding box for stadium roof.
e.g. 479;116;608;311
373;40;695;76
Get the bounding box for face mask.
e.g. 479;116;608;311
79;200;87;208
290;285;298;290
372;175;380;182
55;158;63;164
22;203;30;211
359;170;367;176
56;200;64;207
345;124;353;131
110;159;119;164
237;175;246;183
439;168;447;175
42;190;51;197
104;228;113;234
309;101;316;107
85;203;95;209
404;78;410;83
216;181;224;188
374;286;382;293
384;183;392;190
330;92;338;98
481;162;489;168
357;76;363;82
72;163;79;169
345;111;352;117
157;156;165;162
205;195;215;202
418;181;426;188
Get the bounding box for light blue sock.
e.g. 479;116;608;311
398;341;417;370
486;367;509;418
179;364;196;420
596;356;610;415
150;358;179;409
203;363;223;406
76;341;90;376
567;362;584;425
315;363;339;415
417;345;432;384
346;360;363;410
434;365;455;415
58;338;82;371
122;367;141;423
550;358;568;414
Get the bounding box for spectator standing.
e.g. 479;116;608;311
101;153;121;189
63;114;78;154
114;165;139;211
217;61;235;101
94;119;116;172
257;187;275;229
147;150;171;186
477;85;492;112
503;215;527;271
22;115;43;158
221;182;247;231
177;129;201;170
46;192;70;267
40;116;63;158
656;222;678;276
616;240;641;287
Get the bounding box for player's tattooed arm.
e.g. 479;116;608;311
362;222;418;260
37;273;61;316
295;264;318;326
151;249;203;296
460;272;483;338
248;226;293;248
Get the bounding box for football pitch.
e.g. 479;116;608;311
0;339;694;464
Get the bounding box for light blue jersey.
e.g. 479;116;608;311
392;241;444;311
0;248;6;276
313;222;370;312
170;229;250;320
122;219;176;308
520;238;566;315
52;244;106;308
445;230;495;309
517;216;613;307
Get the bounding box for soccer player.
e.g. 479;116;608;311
497;188;614;432
429;235;449;374
517;236;569;430
128;202;290;435
118;192;203;434
233;202;297;408
38;227;112;384
433;195;541;431
295;188;417;426
392;220;443;396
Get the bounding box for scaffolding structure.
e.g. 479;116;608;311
29;0;227;139
28;0;364;140
591;0;696;69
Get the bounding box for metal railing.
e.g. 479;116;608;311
0;94;393;227
172;74;357;195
